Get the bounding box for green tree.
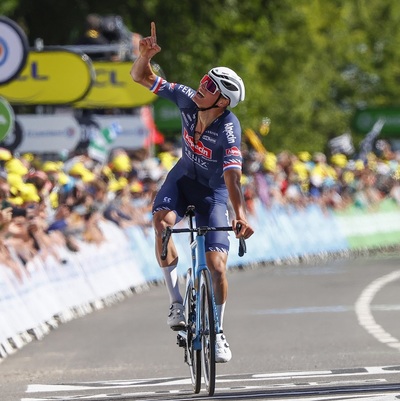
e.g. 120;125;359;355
0;0;18;15
3;0;400;153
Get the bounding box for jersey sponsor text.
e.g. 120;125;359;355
224;122;236;144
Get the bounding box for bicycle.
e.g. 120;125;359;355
161;205;246;396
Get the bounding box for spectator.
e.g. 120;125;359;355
0;205;23;281
390;178;400;205
103;178;133;228
75;14;111;61
309;152;337;200
5;209;38;267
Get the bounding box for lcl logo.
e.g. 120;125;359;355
93;69;124;87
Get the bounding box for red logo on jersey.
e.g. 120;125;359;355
226;146;242;157
184;129;194;148
184;129;212;159
195;141;212;158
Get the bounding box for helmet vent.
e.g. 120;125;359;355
221;80;238;91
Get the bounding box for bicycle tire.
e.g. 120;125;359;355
200;269;216;396
184;273;201;393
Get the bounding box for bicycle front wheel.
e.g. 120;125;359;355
185;273;201;394
200;269;216;396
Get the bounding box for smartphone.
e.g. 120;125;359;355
11;207;27;218
1;200;12;209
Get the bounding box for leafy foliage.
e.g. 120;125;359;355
2;0;400;153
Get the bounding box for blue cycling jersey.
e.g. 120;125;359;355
150;76;243;252
150;76;243;190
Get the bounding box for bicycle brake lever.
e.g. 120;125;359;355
238;238;247;257
235;223;247;257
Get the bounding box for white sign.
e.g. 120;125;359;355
16;114;81;153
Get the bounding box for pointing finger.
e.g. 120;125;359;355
151;21;156;41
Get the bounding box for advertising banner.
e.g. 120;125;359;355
334;200;400;249
0;50;94;104
14;114;81;153
153;97;181;132
352;107;400;136
73;61;157;108
0;112;153;154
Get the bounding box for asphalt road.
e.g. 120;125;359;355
1;252;400;401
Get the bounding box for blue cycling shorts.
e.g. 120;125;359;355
152;170;231;253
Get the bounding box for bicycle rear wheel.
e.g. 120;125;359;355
200;269;216;396
185;273;201;393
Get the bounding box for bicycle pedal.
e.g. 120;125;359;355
176;334;186;348
170;324;185;332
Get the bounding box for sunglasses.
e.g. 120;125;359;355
200;75;219;95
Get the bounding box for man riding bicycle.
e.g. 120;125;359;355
130;22;254;363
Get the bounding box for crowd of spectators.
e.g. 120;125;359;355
0;139;399;280
0;146;164;280
241;140;400;216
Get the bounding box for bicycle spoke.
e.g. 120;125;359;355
184;275;201;393
200;270;216;396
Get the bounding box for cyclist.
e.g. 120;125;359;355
130;22;254;363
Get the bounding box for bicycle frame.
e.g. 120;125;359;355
161;205;246;395
189;229;220;351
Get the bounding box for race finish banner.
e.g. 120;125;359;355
0;17;29;85
0;50;95;104
73;61;157;109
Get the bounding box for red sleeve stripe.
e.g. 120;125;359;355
223;163;242;171
150;76;163;93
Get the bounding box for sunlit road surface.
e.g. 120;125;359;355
1;253;399;401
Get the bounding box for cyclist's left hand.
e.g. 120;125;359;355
232;219;254;239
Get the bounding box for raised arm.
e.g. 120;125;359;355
130;22;161;89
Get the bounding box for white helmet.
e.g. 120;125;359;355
208;67;245;108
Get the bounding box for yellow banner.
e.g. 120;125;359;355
73;61;157;108
0;50;94;104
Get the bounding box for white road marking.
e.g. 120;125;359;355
25;366;400;393
355;270;400;351
21;380;399;401
26;378;193;393
254;305;400;315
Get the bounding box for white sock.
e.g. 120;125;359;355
162;265;183;304
216;303;226;331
